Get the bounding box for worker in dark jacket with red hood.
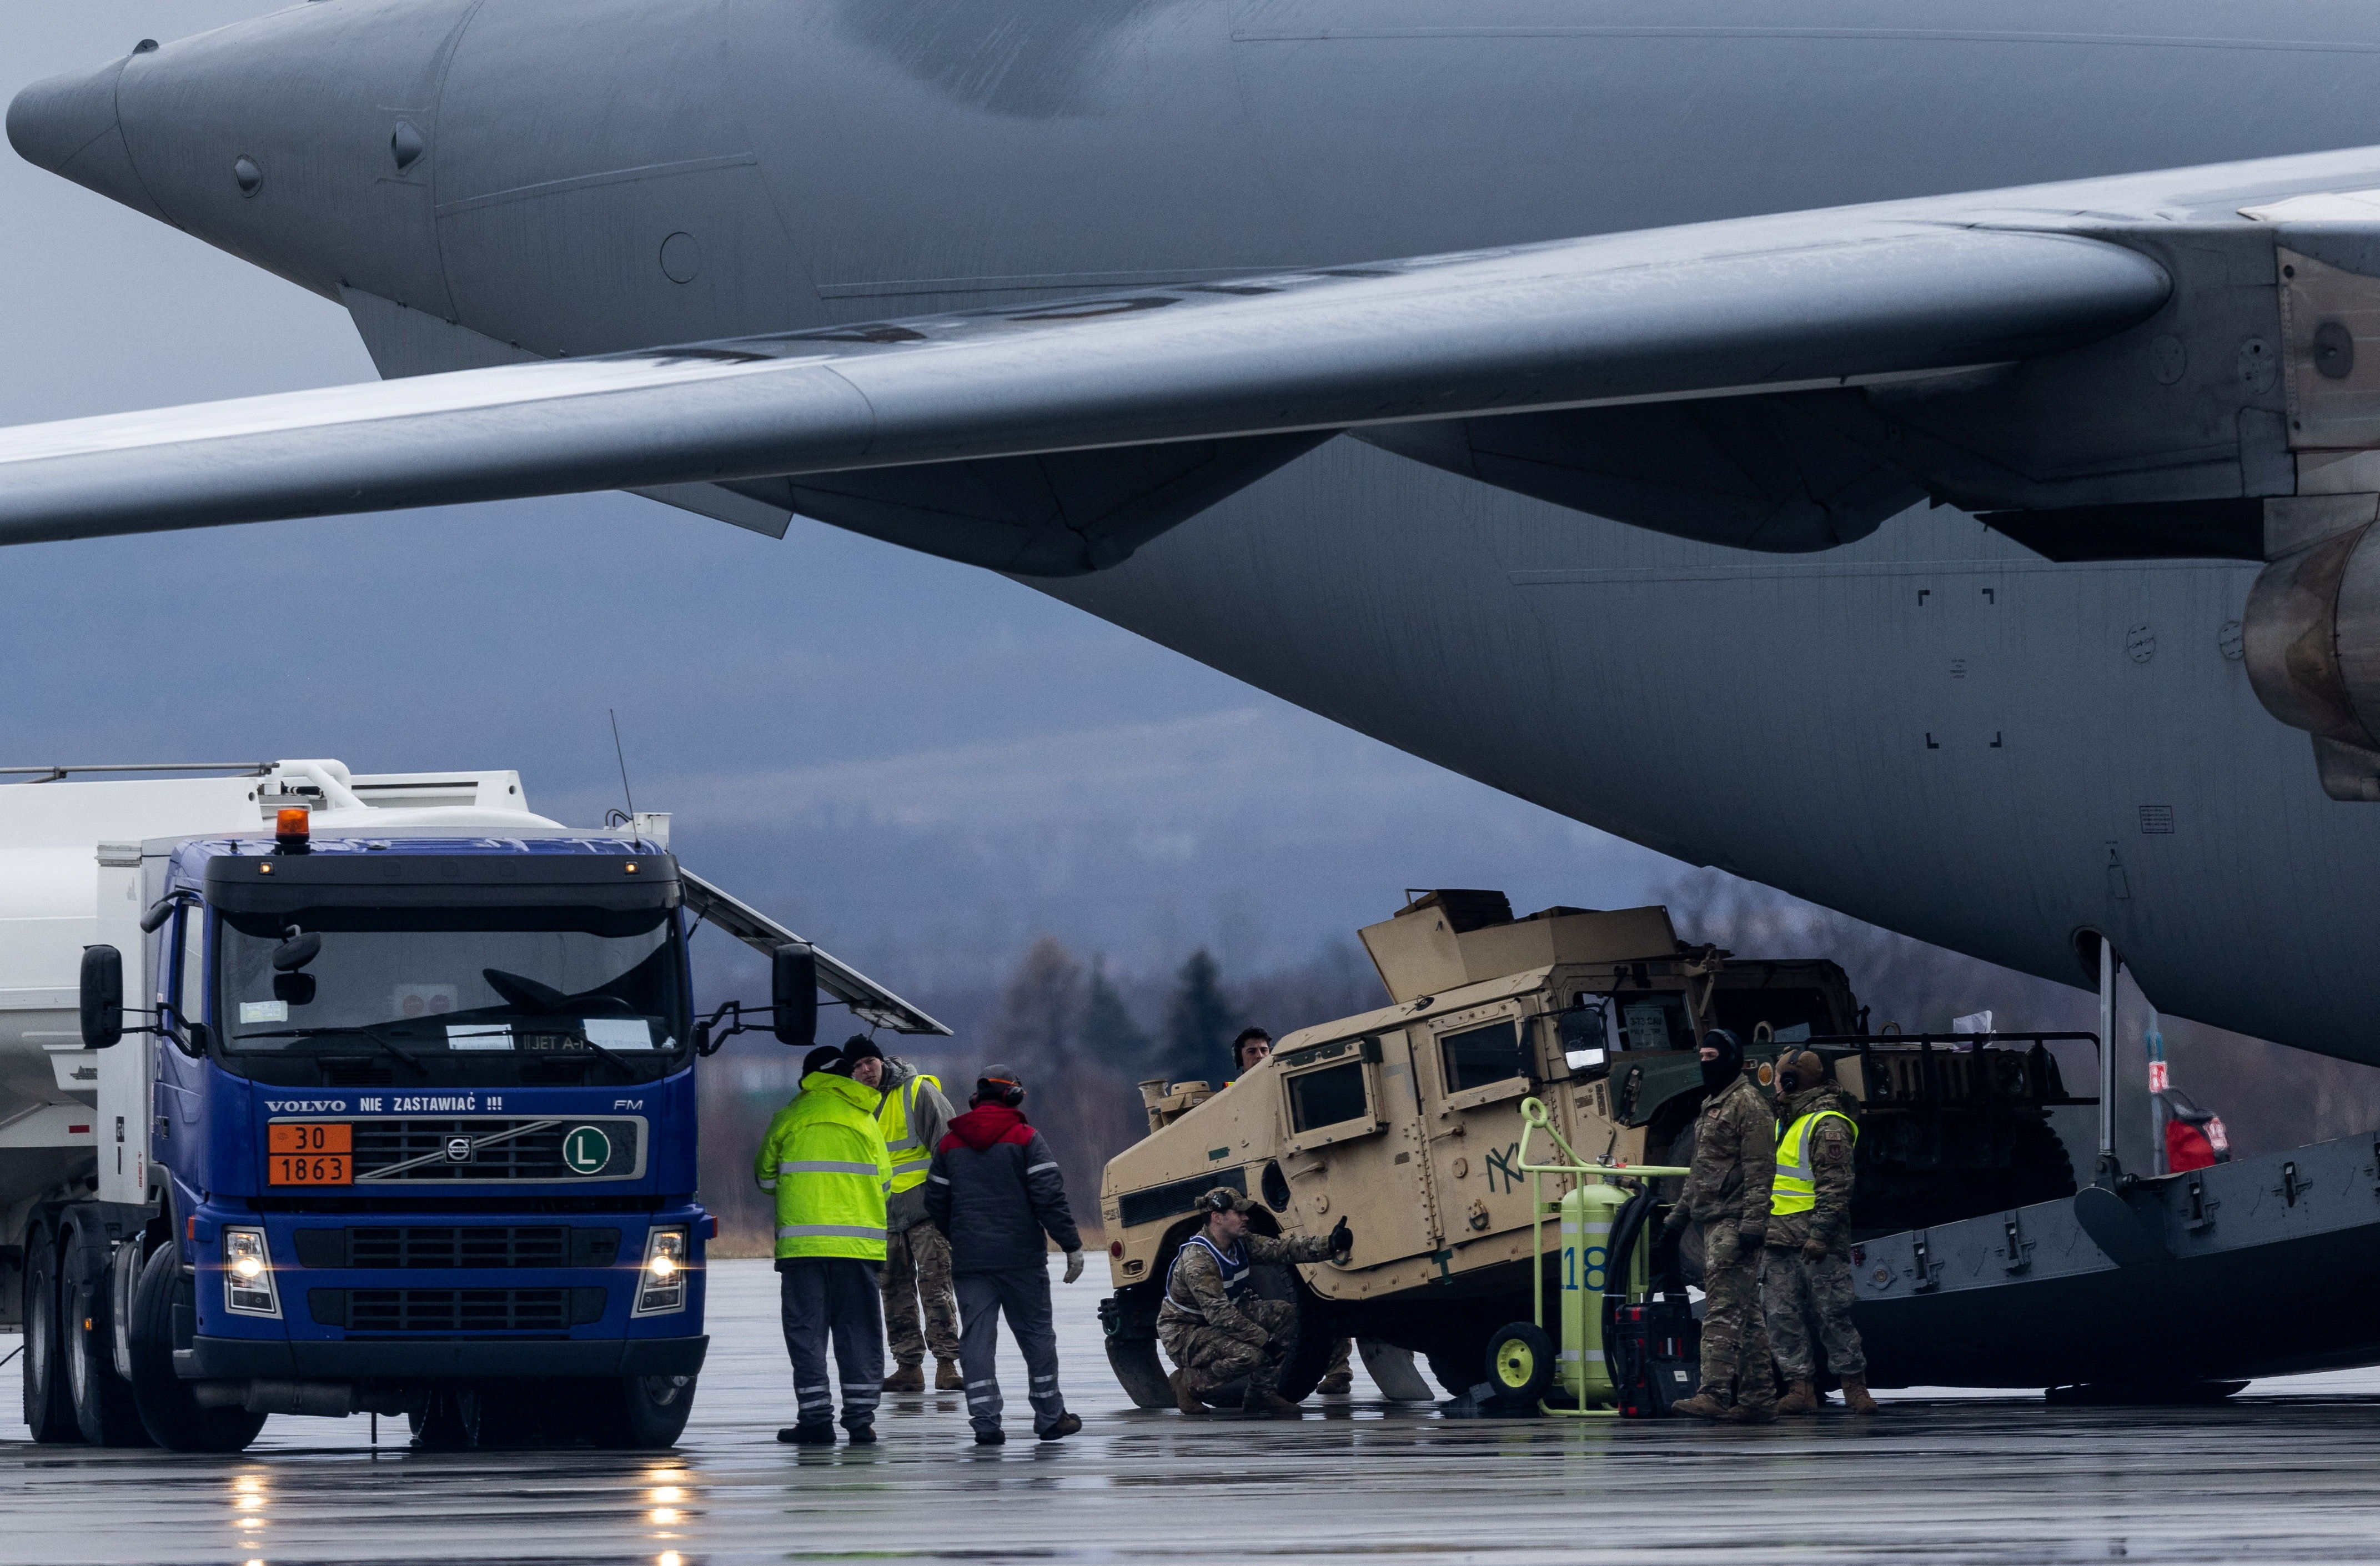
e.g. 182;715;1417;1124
924;1064;1085;1444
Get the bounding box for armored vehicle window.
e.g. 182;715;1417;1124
1288;1060;1369;1132
1441;1020;1525;1091
1618;996;1691;1051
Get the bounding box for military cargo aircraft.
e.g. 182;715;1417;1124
10;0;2380;1079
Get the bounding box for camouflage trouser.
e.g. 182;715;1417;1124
1697;1237;1776;1409
1760;1246;1867;1379
880;1222;960;1366
1326;1337;1351;1378
1160;1298;1298;1399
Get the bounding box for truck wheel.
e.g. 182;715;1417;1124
1484;1322;1554;1409
21;1229;82;1444
1104;1336;1176;1409
66;1235;151;1447
584;1375;699;1449
409;1387;483;1449
127;1244;264;1453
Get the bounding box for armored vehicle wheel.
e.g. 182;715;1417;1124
127;1244;264;1453
1105;1336;1176;1409
583;1374;699;1449
65;1233;150;1447
1485;1322;1554;1409
21;1228;82;1443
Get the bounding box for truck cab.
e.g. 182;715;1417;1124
9;759;943;1451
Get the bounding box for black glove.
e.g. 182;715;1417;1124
1659;1209;1685;1240
1327;1217;1353;1261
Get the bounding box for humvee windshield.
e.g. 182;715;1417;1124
1615;994;1694;1050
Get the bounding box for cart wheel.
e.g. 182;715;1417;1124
1484;1322;1554;1408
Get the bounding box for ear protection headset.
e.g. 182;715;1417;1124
976;1073;1026;1108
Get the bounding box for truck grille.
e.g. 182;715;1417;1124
349;1117;642;1182
309;1286;607;1332
290;1225;622;1269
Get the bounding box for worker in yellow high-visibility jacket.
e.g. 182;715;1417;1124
756;1037;894;1445
873;1050;959;1393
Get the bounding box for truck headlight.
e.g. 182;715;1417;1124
222;1227;280;1317
634;1226;689;1316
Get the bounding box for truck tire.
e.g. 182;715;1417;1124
409;1387;483;1449
584;1374;699;1449
21;1229;82;1444
127;1244;265;1453
1104;1335;1176;1409
65;1232;151;1447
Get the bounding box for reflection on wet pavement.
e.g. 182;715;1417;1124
7;1258;2380;1564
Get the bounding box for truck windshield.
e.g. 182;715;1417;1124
215;906;686;1072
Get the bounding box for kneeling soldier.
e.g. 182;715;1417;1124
1762;1050;1879;1415
1158;1188;1351;1420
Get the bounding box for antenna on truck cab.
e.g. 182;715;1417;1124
608;709;637;818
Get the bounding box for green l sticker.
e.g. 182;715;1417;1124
562;1125;611;1175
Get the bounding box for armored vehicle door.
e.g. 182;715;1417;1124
1272;1030;1437;1274
1420;1000;1541;1249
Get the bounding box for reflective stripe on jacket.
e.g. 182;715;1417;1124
1771;1109;1859;1216
877;1071;942;1197
754;1071;893;1262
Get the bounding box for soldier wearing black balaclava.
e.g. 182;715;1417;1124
1658;1029;1778;1422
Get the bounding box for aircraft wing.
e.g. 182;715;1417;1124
13;144;2380;568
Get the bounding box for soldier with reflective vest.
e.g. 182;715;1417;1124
1157;1187;1352;1420
870;1043;961;1394
1761;1048;1879;1415
754;1036;895;1444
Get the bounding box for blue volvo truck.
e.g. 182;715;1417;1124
2;760;942;1452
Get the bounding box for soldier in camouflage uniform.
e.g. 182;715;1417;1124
1158;1187;1352;1419
1762;1050;1879;1414
1659;1029;1778;1422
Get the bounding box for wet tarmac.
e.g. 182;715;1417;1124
8;1257;2380;1564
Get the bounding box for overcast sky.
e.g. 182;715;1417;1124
3;4;1684;998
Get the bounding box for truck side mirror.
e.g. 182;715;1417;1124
771;942;818;1049
81;945;124;1049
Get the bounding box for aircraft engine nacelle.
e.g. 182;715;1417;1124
2244;498;2380;800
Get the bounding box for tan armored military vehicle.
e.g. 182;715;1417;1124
1096;889;2086;1403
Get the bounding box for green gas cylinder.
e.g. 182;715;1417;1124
1558;1180;1635;1407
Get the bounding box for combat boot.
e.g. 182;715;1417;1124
1168;1368;1208;1416
881;1363;925;1394
1317;1370;1354;1396
1669;1390;1731;1420
935;1358;965;1391
1720;1399;1776;1424
1242;1390;1304;1420
1840;1374;1880;1414
1775;1379;1820;1415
